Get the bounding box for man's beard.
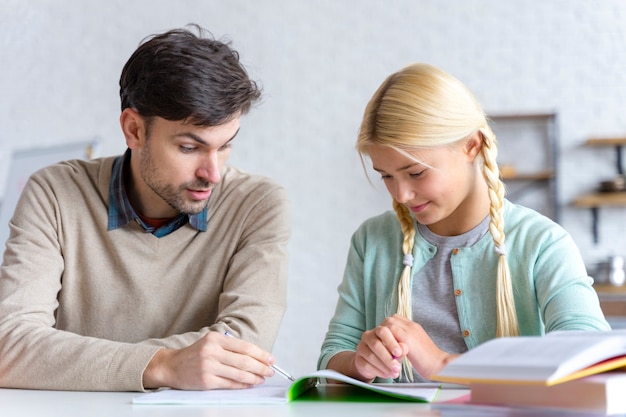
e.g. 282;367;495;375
140;146;213;215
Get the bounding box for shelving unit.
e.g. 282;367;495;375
489;112;559;222
572;137;626;243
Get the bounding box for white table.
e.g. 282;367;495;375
0;385;469;417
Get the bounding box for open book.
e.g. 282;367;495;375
432;330;626;386
133;369;441;405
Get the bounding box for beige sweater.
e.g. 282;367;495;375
0;156;290;391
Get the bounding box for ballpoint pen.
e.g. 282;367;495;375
224;331;296;381
269;363;296;382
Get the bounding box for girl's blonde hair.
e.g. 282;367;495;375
357;63;519;380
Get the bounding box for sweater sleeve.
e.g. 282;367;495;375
0;172;160;391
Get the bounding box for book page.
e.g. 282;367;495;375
294;369;440;402
133;383;292;405
133;369;441;405
433;333;626;385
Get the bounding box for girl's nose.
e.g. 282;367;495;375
394;181;415;204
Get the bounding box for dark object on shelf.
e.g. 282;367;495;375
599;175;626;192
593;256;626;286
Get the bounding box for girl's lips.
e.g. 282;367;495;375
409;202;429;213
188;188;212;200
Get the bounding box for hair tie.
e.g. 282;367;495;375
495;244;507;256
403;254;414;267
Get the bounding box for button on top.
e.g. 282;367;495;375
452;248;459;255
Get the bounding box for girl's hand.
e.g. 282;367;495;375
381;314;458;378
352;322;409;381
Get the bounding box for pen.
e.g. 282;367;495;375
224;331;296;381
269;363;296;382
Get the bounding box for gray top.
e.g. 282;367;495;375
406;216;490;382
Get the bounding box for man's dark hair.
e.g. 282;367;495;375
119;24;261;126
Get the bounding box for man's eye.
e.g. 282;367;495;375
180;145;196;153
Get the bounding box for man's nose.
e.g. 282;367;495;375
196;153;221;184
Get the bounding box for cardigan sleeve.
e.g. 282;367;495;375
318;213;404;373
531;227;610;332
318;230;369;370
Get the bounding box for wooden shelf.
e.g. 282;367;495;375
572;192;626;244
488;112;557;121
594;284;626;316
574;135;626;243
583;137;626;175
490;112;559;222
594;283;626;294
585;137;626;147
501;169;554;181
573;192;626;208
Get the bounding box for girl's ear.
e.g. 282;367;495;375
463;131;484;161
120;108;145;150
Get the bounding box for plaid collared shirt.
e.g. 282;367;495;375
107;149;207;238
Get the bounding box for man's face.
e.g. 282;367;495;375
128;113;240;219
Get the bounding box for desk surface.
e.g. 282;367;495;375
0;385;601;417
0;385;466;417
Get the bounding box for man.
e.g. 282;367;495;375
0;25;290;392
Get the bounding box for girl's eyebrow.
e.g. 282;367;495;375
373;162;421;173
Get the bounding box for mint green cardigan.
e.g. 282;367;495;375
318;200;610;371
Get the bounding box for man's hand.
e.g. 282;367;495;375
143;331;276;390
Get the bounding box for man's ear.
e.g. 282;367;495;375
464;131;483;161
120;108;145;149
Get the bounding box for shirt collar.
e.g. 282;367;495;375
107;149;207;234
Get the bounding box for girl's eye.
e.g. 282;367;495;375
380;174;392;181
410;170;426;178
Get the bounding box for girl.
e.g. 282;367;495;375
318;63;610;383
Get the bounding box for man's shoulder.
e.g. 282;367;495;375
219;166;287;198
25;156;117;205
31;156;116;184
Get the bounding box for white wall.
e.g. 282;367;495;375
2;0;626;377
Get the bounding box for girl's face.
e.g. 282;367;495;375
367;133;489;236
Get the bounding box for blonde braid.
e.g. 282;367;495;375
480;128;520;337
392;199;416;381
